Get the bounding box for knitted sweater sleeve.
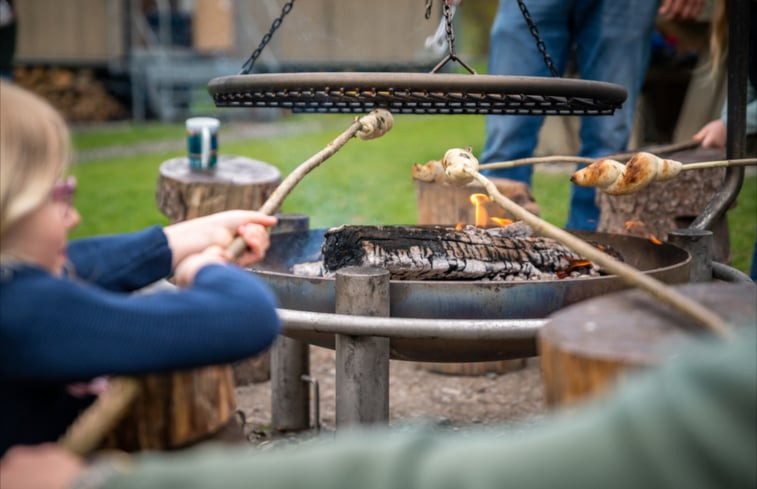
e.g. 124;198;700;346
66;226;173;292
0;264;280;381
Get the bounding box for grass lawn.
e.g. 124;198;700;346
69;115;757;275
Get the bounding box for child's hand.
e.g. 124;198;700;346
234;222;271;267
164;211;278;271
174;246;228;286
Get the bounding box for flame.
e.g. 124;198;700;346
625;220;663;245
625;220;644;231
568;260;592;269
469;193;490;227
556;259;593;279
467;193;515;228
454;222;465;230
490;217;513;227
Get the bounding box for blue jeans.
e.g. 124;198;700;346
480;0;659;230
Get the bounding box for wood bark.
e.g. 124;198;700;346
322;224;620;281
104;366;237;451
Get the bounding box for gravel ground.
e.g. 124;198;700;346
235;345;547;443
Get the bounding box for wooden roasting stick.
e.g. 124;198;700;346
440;147;733;339
58;377;140;456
57;109;394;456
477;140;702;172
226;108;394;259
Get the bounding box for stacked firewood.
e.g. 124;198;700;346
13;67;128;122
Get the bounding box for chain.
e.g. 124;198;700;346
429;2;475;74
425;0;433;19
442;3;456;58
516;0;559;77
240;0;296;75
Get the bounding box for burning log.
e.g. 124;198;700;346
320;224;621;281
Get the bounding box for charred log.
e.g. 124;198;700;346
321;225;622;281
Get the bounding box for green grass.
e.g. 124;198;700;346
72;123;184;152
69;117;757;275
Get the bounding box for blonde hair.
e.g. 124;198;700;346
0;81;71;247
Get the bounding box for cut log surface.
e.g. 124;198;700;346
156;156;281;223
539;282;756;407
322;224;620;281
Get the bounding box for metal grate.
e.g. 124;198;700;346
208;72;627;116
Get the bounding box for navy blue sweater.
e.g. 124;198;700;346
0;226;280;454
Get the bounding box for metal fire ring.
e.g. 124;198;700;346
277;308;545;341
208;72;627;115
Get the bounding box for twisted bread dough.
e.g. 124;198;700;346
571;152;683;195
411;160;448;183
357;109;394;140
441;147;479;185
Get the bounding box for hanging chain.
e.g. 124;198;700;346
240;0;296;75
429;2;476;74
516;0;559;77
442;2;456;59
425;0;433;19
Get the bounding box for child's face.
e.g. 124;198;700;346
4;180;80;275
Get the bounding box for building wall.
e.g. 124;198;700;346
15;0;125;65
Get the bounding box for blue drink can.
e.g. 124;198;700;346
186;117;220;171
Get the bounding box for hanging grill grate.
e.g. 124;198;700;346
210;0;627;116
208;72;626;115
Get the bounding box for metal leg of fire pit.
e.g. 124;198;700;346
271;337;310;431
667;229;713;282
270;213;312;432
334;267;391;427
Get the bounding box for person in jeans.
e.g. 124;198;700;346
480;0;700;230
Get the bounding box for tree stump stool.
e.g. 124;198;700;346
105;366;237;451
156;155;281;222
106;155;281;451
539;282;756;408
415;177;539;376
415;177;541;227
596;147;730;263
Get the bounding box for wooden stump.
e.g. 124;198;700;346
105;155;282;451
415;177;540;227
415;177;540;375
105;366;237;451
421;359;527;376
596;147;730;262
156;155;281;222
539;282;756;407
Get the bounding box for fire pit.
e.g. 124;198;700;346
257;227;689;318
253;226;690;362
254;222;690;430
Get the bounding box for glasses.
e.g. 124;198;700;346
52;176;77;209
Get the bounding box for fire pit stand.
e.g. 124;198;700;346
270;276;546;431
262;215;691;431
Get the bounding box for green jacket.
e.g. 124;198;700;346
105;328;756;489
